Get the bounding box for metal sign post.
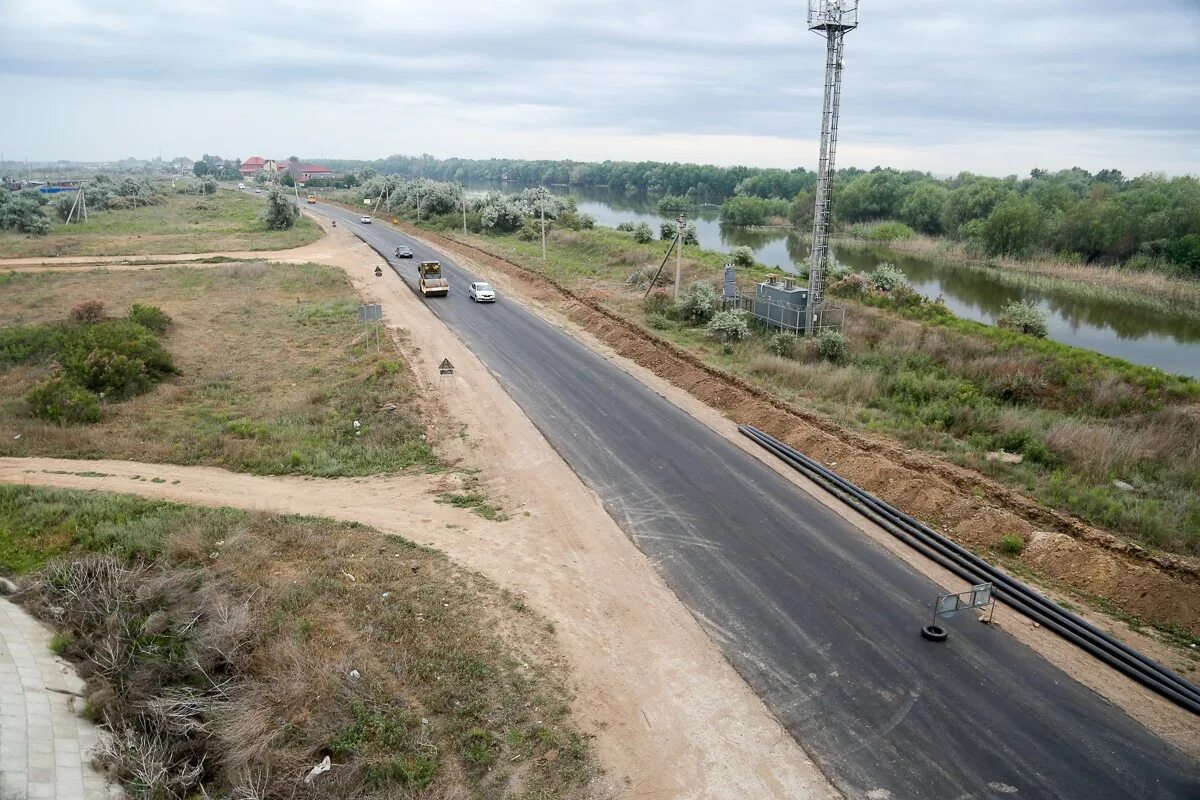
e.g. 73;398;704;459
358;303;383;350
922;582;994;642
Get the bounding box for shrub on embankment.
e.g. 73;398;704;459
4;486;597;800
2;301;176;423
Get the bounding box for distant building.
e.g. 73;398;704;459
238;155;336;183
238;156;335;183
278;161;334;183
238;156;267;176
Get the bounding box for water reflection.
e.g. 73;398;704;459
467;181;1200;375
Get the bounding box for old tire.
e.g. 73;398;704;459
921;624;948;642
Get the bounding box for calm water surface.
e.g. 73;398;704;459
470;181;1200;376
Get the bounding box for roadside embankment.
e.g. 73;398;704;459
397;222;1200;650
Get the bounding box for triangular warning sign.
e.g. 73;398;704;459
438;358;454;374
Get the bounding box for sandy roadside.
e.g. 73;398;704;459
3;221;843;799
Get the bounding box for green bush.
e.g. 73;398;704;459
815;329;849;364
1000;534;1026;555
656;195;692;216
997;300;1049;338
261;187;299;230
646;313;678;331
643;291;674;317
80;349;147;399
731;246;755;268
63;319;175;376
828;272;872;299
767;332;797;358
615;221;635;232
127;303;172;334
631;222;654;243
26;376;102;424
707;310;751;342
676;281;718;325
866;221;916;241
869;263;909;293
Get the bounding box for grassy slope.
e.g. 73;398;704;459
415;218;1200;556
0;263;435;476
0;190;321;258
0;484;595;798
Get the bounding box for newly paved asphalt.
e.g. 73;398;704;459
316;203;1199;799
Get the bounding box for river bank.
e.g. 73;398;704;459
454;181;1200;375
835;234;1200;315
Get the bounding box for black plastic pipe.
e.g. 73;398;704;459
742;426;1200;711
740;424;1200;716
742;426;1200;705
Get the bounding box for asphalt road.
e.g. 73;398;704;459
315;203;1199;799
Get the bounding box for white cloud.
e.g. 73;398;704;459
0;0;1195;175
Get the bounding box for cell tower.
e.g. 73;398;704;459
804;0;859;336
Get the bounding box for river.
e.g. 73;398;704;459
468;181;1200;376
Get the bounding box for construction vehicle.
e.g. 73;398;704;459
306;194;317;203
418;260;449;297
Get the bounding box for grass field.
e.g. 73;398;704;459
1;485;594;798
408;218;1200;556
0;262;436;476
0;190;322;258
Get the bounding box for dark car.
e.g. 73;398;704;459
394;245;414;258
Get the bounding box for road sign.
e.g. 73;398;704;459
358;304;382;322
438;358;455;376
924;582;995;641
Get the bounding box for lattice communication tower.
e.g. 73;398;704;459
804;1;859;335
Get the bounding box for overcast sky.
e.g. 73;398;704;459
1;0;1197;176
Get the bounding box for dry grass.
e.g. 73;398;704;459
748;355;880;405
0;191;321;258
0;263;435;476
7;485;597;799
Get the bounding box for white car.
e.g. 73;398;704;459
254;188;261;194
468;282;496;303
237;182;245;189
360;215;373;224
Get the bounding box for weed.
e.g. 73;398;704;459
49;630;73;656
437;491;508;521
1000;534;1026;555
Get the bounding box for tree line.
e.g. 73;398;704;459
827;167;1200;273
328;155;1199;274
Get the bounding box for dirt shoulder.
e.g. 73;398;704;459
397;225;1200;638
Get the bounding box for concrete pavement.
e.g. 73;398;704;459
0;598;116;799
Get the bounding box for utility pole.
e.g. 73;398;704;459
540;193;547;261
804;1;858;336
674;214;685;301
461;182;468;235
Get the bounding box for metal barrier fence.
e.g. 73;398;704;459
722;292;844;335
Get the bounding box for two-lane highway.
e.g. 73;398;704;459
317;203;1199;798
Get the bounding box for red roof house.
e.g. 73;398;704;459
238;156;266;176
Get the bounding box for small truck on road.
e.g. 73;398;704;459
418;260;449;297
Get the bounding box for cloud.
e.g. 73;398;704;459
0;0;1196;175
